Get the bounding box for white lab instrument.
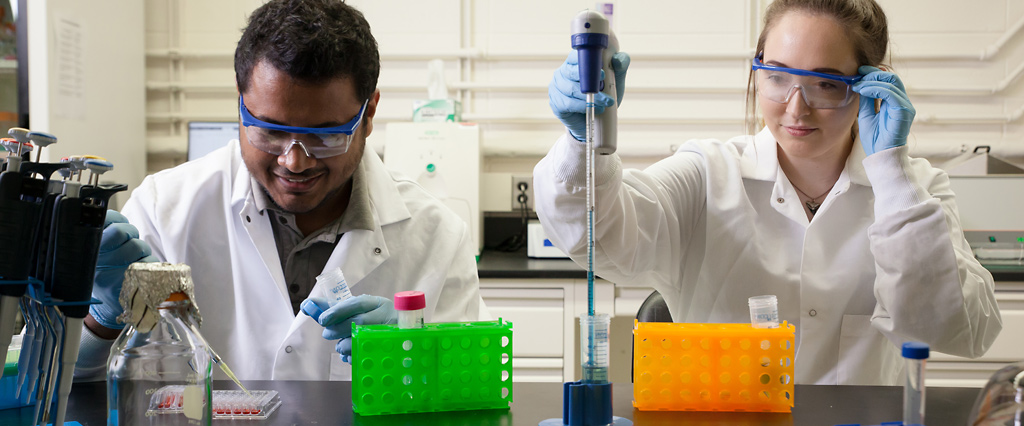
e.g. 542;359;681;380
384;122;481;256
527;221;570;259
748;295;780;329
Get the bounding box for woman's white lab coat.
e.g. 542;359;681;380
119;140;483;381
533;129;1001;385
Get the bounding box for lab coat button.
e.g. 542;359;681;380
285;346;294;353
374;247;382;255
245;215;251;223
809;309;817;317
776;197;784;203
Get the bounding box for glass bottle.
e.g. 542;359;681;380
106;292;212;425
968;360;1024;426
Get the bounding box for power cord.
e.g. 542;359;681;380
492;182;530;252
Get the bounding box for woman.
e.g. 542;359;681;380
535;0;1001;385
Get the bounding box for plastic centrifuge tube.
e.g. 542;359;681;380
580;313;610;384
394;291;425;329
316;267;353;307
902;342;929;426
748;295;779;329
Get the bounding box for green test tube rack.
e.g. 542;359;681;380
351;319;514;416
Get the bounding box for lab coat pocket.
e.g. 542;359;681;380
329;351;352;381
837;314;901;385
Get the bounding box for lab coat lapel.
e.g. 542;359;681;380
329;148;410;293
232;167;290;305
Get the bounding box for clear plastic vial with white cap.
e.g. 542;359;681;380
394;291;426;329
903;341;929;426
748;295;779;329
316;267;353;307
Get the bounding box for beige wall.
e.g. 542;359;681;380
143;0;1024;210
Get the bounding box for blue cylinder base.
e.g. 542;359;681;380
538;381;632;426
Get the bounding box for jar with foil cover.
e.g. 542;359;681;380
106;263;212;425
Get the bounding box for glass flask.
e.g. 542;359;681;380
968;360;1024;426
106;292;212;425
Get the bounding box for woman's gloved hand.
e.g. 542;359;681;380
89;210;159;330
852;66;916;156
548;51;631;141
301;295;398;363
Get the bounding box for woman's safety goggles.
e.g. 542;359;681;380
751;55;863;109
239;94;368;159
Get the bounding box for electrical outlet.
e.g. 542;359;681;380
511;175;534;211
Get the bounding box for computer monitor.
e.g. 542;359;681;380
187;121;238;161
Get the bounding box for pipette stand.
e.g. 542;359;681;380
538;380;631;426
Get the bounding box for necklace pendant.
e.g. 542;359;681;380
806;201;821;215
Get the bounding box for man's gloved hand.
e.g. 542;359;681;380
851;66;916;156
89;210;158;330
548;51;631;141
301;295;399;363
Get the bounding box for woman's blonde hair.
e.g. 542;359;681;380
744;0;890;135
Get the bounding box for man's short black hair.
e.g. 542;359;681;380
235;0;379;102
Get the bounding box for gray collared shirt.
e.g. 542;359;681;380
251;163;375;314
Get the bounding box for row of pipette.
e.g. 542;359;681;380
0;127;123;426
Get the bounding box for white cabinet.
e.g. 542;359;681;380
926;281;1024;387
480;278;616;383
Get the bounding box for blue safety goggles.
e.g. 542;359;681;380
239;94;368;158
751;55;863;109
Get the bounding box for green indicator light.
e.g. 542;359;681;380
990;236;997;243
426;163;436;173
1018;237;1024;243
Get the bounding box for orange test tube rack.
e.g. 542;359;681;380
632;320;796;412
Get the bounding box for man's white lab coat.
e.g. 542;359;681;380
534;129;1001;385
118;140;483;381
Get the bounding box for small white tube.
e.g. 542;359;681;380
316;267;353;307
748;295;779;329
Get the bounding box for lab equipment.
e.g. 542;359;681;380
527;221;570;259
968;360;1024;425
384;122;481;256
316;266;353;307
748;295;780;329
27;132;57;163
632;321;796;412
107;263;213;425
580;313;610;383
239;94;366;158
146;386;281;420
540;10;631;426
350;318;512;415
851;66;916;156
0;126;128;426
394;290;425;329
751;55;863;109
902;342;928;426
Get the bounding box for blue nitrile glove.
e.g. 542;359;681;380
89;210;159;330
548;51;631;141
851;66;916;156
301;295;399;363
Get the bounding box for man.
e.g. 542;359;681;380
78;0;484;381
